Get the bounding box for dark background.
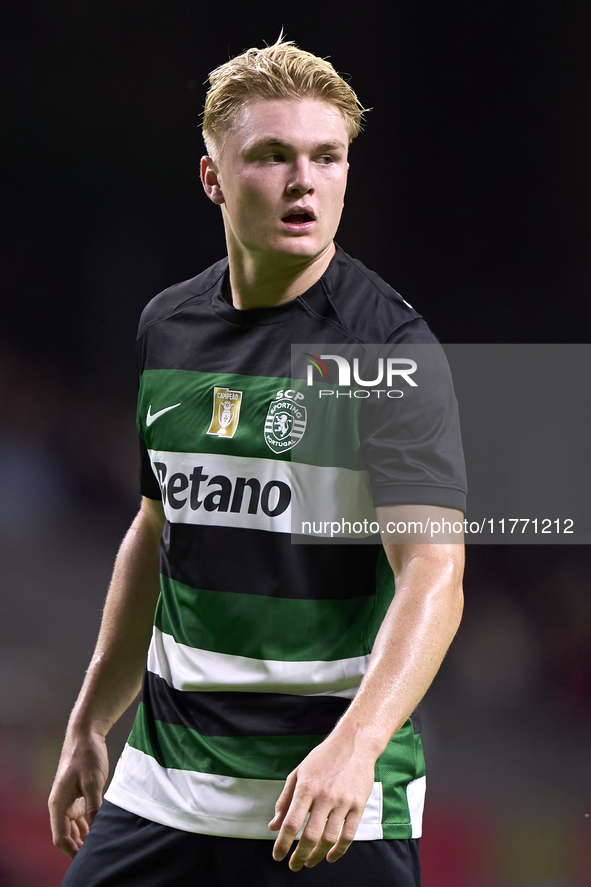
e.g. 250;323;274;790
1;2;590;885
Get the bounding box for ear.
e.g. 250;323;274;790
200;156;225;205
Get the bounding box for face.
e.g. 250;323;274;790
201;97;350;266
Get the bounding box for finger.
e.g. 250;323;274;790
301;807;348;869
269;770;297;833
70;820;84;851
81;779;103;829
287;798;340;871
54;836;80;859
76;815;90;841
51;813;81;860
272;810;309;862
325;809;362;863
272;783;314;861
71;817;89;849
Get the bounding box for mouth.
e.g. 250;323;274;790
282;211;314;224
280;209;316;233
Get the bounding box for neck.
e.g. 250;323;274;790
225;242;336;310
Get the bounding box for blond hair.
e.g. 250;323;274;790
202;38;367;155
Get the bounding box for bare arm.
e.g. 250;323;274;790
49;496;165;858
269;506;465;871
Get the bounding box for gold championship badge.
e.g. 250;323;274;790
206;387;243;438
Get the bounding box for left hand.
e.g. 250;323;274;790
268;730;376;871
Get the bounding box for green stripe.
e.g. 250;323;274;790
155;576;377;661
128;702;323;779
128;704;424;822
138;368;363;469
376;720;425;840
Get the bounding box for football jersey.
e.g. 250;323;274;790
105;245;467;840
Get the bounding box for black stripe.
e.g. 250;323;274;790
143;671;350;737
161;522;381;600
138;249;424;379
140;290;351;379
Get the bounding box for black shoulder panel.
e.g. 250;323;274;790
318;247;422;344
137;257;228;338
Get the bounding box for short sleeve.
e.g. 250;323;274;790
136;311;162;501
359;319;467;513
139;435;162;500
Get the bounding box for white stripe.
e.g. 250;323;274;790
406;775;426;838
147;627;368;698
148;450;376;536
291;460;376;536
150;450;291;533
106;745;383;840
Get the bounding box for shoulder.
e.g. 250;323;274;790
137;257;228;337
319;247;436;344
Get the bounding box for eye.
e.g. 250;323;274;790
318;155;335;164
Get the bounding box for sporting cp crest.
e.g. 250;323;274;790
207;387;243;438
264;392;307;453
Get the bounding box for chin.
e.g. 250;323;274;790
272;237;327;259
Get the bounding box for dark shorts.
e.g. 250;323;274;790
61;800;421;887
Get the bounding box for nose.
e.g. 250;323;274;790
285;157;314;195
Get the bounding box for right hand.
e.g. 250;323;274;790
48;731;109;858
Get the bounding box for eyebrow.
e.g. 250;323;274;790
246;138;348;153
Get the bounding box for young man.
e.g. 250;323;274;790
49;40;466;886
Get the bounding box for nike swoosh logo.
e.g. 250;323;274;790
146;402;181;427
